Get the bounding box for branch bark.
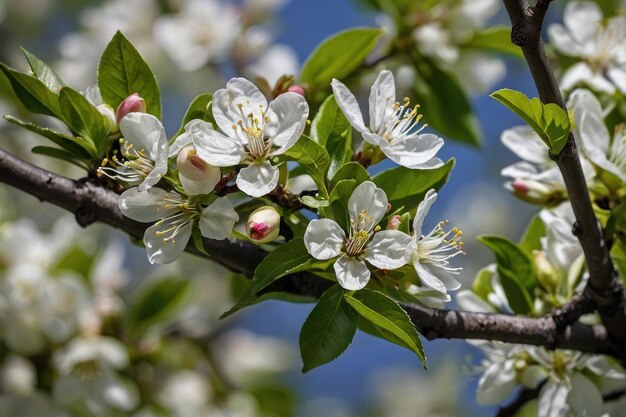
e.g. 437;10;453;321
0;148;618;356
502;0;626;353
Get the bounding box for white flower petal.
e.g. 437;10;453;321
538;379;570;417
180;172;220;196
304;218;345;260
501;125;551;165
365;230;412;270
169;120;205;158
199;197;239;240
236;161;279;197
381;133;444;169
412;189;437;237
191;120;244;166
476;360;517;405
266;92;309;154
413;260;447;294
213;77;268;135
563;1;603;44
456;290;495;312
331;78;368;133
334;255;370;290
368;70;396;134
607;66;626;95
143;220;193;264
579;112;626;181
521;365;548;389
568;373;603;417
548;24;580;56
118;187;174;222
348;181;388;226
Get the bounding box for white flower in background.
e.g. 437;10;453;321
170;120;222;195
98;113;168;191
192;77;309;197
158;370;213;417
90;241;129;317
304;181;411;290
53;336;139;415
457;265;513;314
549;1;626;94
244;44;300;87
154;0;241;71
473;341;528;405
539;203;583;273
332;70;444;169
118;186;238;264
407;189;463;295
411;0;505;94
0;356;36;396
569;88;626;184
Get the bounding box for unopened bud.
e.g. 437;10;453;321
97;104;119;135
1;356;35;396
387;214;401;230
116;93;146;124
287;85;306;96
533;250;559;290
246;206;281;243
508;178;563;205
177;145;221;195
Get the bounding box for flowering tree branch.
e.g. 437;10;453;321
0;147;618;356
502;0;626;351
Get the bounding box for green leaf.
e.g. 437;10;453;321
300;285;358;372
330;161;371;186
126;277;189;331
21;48;65;92
58;87;107;153
477;235;536;314
464;27;524;59
412;58;481;145
31;146;90;170
491;89;570;154
373;159;454;210
327;179;358;231
97;31;162;119
300;28;383;88
0;63;60;116
221;290;317;319
518;215;546;255
191;227;209;256
472;265;497;301
282;135;330;197
311;95;353;178
221;238;318;318
174;93;215;138
4;115;96;159
344;289;426;367
300;195;330;209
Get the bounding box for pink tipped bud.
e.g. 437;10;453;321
387;214;402;230
177;145;221;195
246;206;281;244
508;178;562;205
116;93;146;123
287;85;306;96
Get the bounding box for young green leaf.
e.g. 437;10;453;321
173;93;215;139
0;63;60;116
518;215;546;255
20;48;65;93
412;58;481;145
311;95;353;178
345;289;426;367
464;28;524;59
98;31;162;119
126;277;190;332
373;158;454;210
58;87;107;154
491;89;570;154
300;195;330;209
300;28;383;89
331;162;371;186
477;235;536;314
31;146;90;170
300;285;358;372
282;135;330;197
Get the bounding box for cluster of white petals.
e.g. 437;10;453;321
332;70;444;170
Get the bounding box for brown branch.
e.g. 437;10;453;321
0;148;618;356
502;0;626;354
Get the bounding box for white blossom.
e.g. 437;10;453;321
304;181;411;290
406;189;463;295
331;70;444;169
118;187;238;264
98;113;168;191
549;1;626;94
192;77;309;197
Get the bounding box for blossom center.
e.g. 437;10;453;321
416;220;465;273
154;193;199;246
98;141;155;183
378;97;426;144
232;102;272;161
344;210;379;257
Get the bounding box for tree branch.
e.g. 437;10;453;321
0;147;618;356
502;0;626;353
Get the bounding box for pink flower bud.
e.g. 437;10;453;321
116;93;146;124
287;85;306;96
508;178;563;205
176;145;221;195
246;206;281;244
387;214;402;230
